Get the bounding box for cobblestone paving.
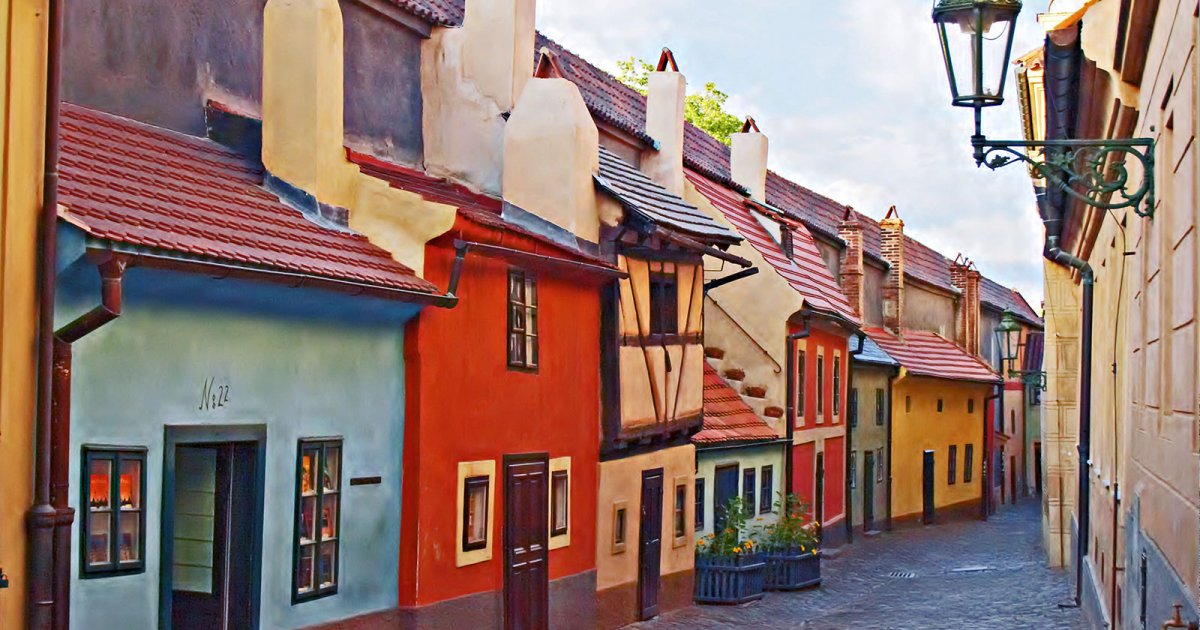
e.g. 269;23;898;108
629;500;1084;629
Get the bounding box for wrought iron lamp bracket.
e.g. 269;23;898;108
970;133;1156;218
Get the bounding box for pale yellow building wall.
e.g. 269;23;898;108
695;444;786;537
1043;260;1081;568
701;298;785;433
0;0;46;623
595;444;696;592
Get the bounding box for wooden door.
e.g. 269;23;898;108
863;451;875;532
712;465;739;531
1034;443;1043;495
1010;456;1018;502
637;469;664;621
171;443;257;630
504;456;549;630
922;450;935;525
814;453;825;529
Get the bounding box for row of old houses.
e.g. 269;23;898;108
0;0;1050;628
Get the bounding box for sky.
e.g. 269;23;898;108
536;0;1053;308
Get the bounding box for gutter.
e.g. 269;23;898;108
29;0;65;623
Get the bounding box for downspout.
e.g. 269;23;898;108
983;390;1000;521
885;368;897;531
783;311;812;498
29;0;66;625
845;330;866;543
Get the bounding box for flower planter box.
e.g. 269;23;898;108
763;549;821;591
694;553;765;605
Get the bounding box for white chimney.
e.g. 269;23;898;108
730;117;768;202
462;0;537;112
642;49;686;196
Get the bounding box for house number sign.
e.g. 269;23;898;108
199;377;231;411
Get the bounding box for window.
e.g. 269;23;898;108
967;398;975;414
507;269;539;370
964;444;974;483
876;449;885;482
816;355;825;418
948;445;957;485
673;483;687;540
760;466;774;514
848;387;858;428
612;502;628;553
796;349;807;419
849;451;857;489
780;226;795;259
462;477;489;551
551;471;569;537
1010;410;1016;435
648;271;679;336
937;398;944;413
294;439;342;601
742;468;756;516
875;388;886;425
81;446;146;577
905;396;912;413
695;478;705;529
833;356;842;417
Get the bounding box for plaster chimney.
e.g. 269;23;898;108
463;0;536;112
880;205;905;333
642;49;686;196
502;50;601;242
838;206;865;318
262;0;348;200
730;118;768;202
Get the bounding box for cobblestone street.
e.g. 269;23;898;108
630;500;1084;629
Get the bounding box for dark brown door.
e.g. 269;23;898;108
814;453;825;529
504;455;549;630
637;469;664;621
712;464;739;531
1010;456;1018;503
1034;443;1043;495
172;443;257;630
863;451;875;532
922;450;936;525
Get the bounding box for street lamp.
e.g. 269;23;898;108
993;310;1045;390
931;0;1156;217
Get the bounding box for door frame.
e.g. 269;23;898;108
501;452;550;630
159;425;266;630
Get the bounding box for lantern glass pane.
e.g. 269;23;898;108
936;12;976;102
979;7;1018;101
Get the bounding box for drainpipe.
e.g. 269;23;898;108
783;311;812;498
885;368;897;531
29;0;66;625
845;330;865;543
983;390;1000;521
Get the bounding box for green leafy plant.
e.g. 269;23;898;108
615;56;743;146
758;494;819;553
696;496;758;557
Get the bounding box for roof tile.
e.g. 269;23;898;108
694;362;779;445
864;328;999;383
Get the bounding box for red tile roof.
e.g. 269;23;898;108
388;0;461;25
864;328;1000;384
694;362;779;445
58;103;439;294
981;276;1043;326
347;149;613;265
687;170;858;324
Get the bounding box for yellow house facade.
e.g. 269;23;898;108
1;0;48;625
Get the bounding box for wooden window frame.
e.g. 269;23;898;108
948;445;958;485
611;501;628;554
964;444;974;483
648;271;680;338
507;269;539;372
550;470;569;538
876;449;885;482
292;438;343;603
848;387;858;428
760;466;774;514
849;451;857;490
672;479;688;546
80;446;147;578
742;468;756;516
796;348;807;422
816;353;825;421
875;388;886;426
548;457;571;549
461;476;490;552
695;478;705;529
833;355;842;418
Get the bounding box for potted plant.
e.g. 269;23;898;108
758;494;821;590
694;496;765;605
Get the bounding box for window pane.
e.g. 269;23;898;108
797;351;806;417
527;331;538;368
551;472;568;534
694;479;705;528
526;276;537;305
297;544;315;594
760;467;773;514
87;512;112;566
118;513;140;563
300;496;317;544
89;459;112;511
673;485;686;538
614;508;626;545
742;469;756;516
119;459;141;510
511;305;526;332
323;446;340;492
321;495;339;540
465;478;489;547
509;333;525;365
301;448;319;496
318;541;337;589
509;271;524;301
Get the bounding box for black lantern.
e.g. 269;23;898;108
995;309;1021;373
933;0;1023;109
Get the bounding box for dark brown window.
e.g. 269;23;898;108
462;476;490;552
833;357;842;417
816;356;826;417
948;445;958;485
81;446;147;577
905;396;912;413
507;269;539;370
673;484;687;538
796;350;807;419
964;444;974;483
742;468;756;515
649;271;679;336
550;471;569;537
849;451;857;489
849;387;858;428
760;466;774;514
294;439;342;602
937;398;944;413
695;478;705;528
613;505;627;546
875;388;886;425
968;398;975;414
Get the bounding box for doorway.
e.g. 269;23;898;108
921;450;935;525
637;469;664;621
161;426;264;630
503;454;549;630
712;464;739;531
815;453;825;530
1034;442;1043;496
1010;455;1018;504
863;451;875;532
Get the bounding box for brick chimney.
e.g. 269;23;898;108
950;256;969;346
880;205;905;333
950;257;983;354
838;206;864;318
502;50;601;242
730;117;768;202
642;49;686;195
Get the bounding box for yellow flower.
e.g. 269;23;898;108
733;547;742;554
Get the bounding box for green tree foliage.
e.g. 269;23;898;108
615;56;742;146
